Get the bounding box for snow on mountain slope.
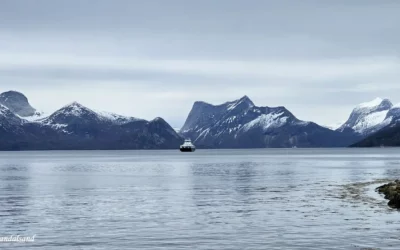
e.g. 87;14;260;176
323;121;345;130
18;111;46;122
338;97;393;135
39;102;143;126
357;97;386;109
95;110;143;124
241;112;288;132
352;110;389;133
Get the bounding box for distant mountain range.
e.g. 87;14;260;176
0;91;182;150
180;96;359;148
1;90;399;150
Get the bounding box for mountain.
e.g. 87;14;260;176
350;102;400;147
351;121;400;147
337;98;393;135
180;96;359;148
0;104;25;135
0;91;37;117
0;104;62;150
0;91;183;150
384;104;400;123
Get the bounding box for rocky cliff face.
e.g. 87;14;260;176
0;91;37;117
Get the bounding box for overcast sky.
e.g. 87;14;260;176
1;0;399;128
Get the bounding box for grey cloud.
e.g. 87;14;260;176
0;0;399;127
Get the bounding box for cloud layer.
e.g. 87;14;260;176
1;0;399;127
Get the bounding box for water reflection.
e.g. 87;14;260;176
0;163;32;234
0;149;400;249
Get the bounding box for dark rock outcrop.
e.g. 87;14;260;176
376;180;400;208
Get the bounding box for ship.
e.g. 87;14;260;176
180;139;196;152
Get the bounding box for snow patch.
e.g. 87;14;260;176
18;111;46;122
352;110;388;133
195;128;210;141
357;97;383;109
323;121;345;130
241;112;288;132
95;110;142;124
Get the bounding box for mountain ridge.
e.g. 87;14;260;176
180;95;359;148
0;91;183;150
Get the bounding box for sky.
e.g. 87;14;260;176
1;0;399;128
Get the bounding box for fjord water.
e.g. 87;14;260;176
1;149;400;249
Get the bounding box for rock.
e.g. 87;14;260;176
0;91;36;117
388;194;400;208
376;181;400;208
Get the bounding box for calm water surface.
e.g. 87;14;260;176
1;148;400;249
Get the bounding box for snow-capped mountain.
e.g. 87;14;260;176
337;98;400;136
0;91;183;150
180;96;359;148
351;119;400;147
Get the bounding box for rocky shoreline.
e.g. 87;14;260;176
376;180;400;208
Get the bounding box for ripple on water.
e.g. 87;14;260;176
1;149;400;249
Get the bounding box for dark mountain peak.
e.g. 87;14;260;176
190;101;210;111
64;101;86;108
148;117;181;140
0;90;36;117
225;95;254;106
0;90;27;99
43;101;100;125
192;95;254;109
238;95;254;105
150;117;167;123
226;95;254;110
381;98;393;109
